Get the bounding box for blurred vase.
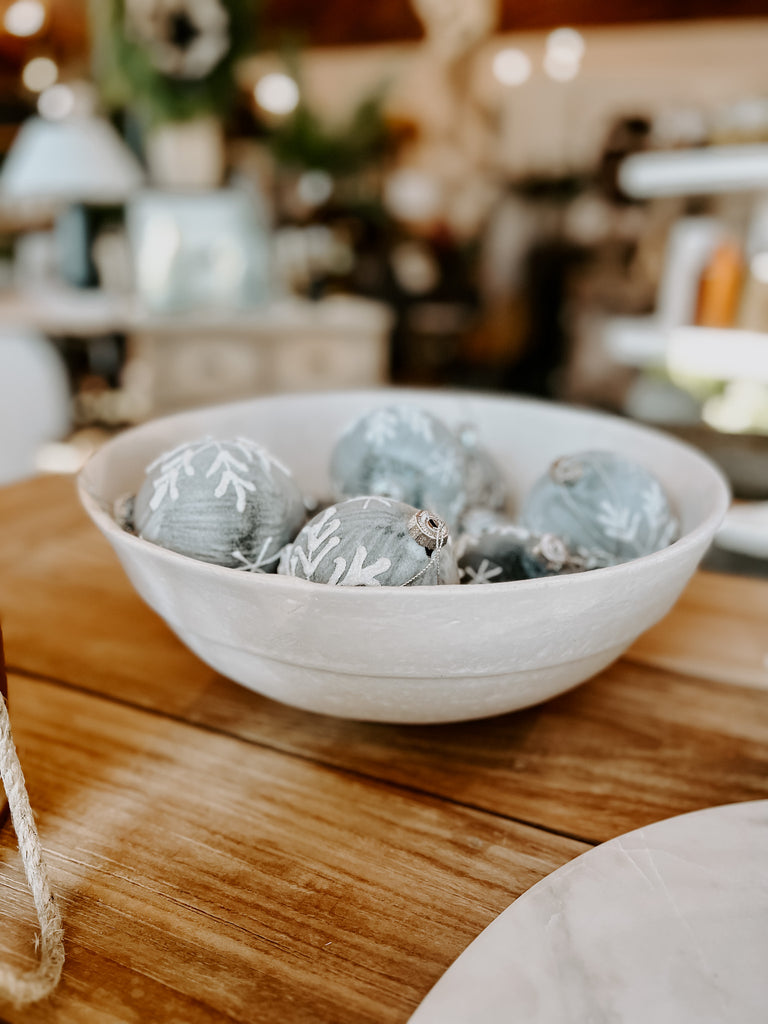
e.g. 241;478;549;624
145;116;225;189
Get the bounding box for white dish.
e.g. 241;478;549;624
716;501;768;559
78;389;729;723
410;800;768;1023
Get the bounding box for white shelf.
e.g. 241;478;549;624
620;144;768;198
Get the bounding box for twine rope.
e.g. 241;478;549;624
0;693;64;1008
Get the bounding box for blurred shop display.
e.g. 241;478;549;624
592;139;768;500
90;0;259;187
127;187;271;312
3;2;768;481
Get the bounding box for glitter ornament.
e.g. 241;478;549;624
133;437;306;570
329;405;469;530
456;423;507;511
278;496;459;586
522;450;679;569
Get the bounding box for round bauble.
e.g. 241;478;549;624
456;526;583;584
456;525;529;584
522;450;679;568
133;436;306;570
456;422;507;512
329;405;469;530
278;496;459;587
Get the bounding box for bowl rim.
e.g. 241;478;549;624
77;388;732;601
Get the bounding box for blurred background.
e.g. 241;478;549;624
2;0;768;567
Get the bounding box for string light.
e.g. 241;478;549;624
3;0;46;38
22;56;58;93
254;73;299;116
543;26;584;82
492;48;531;87
37;83;75;121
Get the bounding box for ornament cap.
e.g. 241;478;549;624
550;456;584;485
408;509;448;550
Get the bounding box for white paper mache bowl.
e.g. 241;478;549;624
77;389;730;724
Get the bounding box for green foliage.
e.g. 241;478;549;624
90;0;259;127
267;84;394;176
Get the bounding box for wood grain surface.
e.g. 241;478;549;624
0;674;584;1024
1;473;767;1022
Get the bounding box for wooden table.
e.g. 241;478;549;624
0;474;767;1024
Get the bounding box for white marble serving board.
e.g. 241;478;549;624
410;801;768;1024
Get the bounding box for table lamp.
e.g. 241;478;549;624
0;110;145;287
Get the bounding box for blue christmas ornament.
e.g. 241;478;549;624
278;496;459;587
456;526;529;584
133;436;306;570
329;405;469;530
457;526;584;584
522;450;679;568
456;422;508;512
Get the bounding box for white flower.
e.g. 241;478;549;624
125;0;230;81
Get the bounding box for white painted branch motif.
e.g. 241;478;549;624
146;437;293;516
147;440;199;511
206;449;257;513
596;501;642;545
328;545;391;586
290;506;342;578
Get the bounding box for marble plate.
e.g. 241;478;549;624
410;801;768;1023
716;502;768;559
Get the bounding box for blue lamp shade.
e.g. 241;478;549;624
0;115;145;203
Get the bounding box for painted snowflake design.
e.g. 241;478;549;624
231;538;282;573
425;445;464;485
363;406;435;449
461;558;503;584
363;408;401;448
146;437;291;515
285;506;342;578
397;406;435;443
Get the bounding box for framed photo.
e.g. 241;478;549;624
127;187;272;313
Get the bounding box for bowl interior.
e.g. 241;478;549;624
80;388;729;546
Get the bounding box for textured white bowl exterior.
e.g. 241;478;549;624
78;390;730;723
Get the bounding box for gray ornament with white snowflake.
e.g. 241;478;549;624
456;422;507;511
458;505;517;538
133;436;306;570
456;526;584;584
329;405;469;530
278;496;459;587
456;525;529;584
522;450;680;569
